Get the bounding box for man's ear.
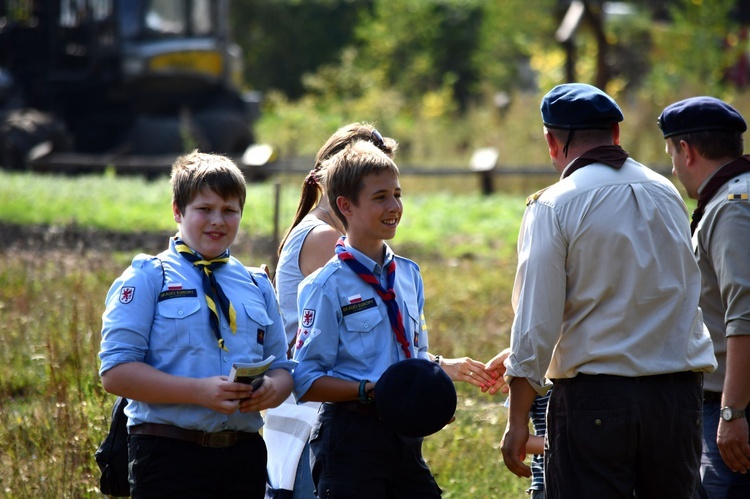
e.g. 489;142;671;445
612;122;620;145
544;129;558;158
681;140;697;167
172;202;182;223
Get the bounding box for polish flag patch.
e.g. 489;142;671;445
168;282;183;290
348;294;362;304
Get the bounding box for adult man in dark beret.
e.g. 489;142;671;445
486;83;716;498
659;96;750;498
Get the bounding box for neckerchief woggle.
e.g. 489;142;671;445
334;238;411;358
174;236;237;351
691;155;750;234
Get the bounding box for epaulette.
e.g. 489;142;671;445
526;187;550;206
727;177;749;201
311;260;340;286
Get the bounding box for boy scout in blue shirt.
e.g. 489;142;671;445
99;150;294;498
292;140;443;498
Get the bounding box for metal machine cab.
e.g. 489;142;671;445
0;0;259;171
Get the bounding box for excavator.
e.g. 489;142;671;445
0;0;270;178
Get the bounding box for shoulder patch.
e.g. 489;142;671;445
526;187;550;206
727;177;749;201
119;286;135;304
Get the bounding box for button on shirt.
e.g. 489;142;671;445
292;241;429;401
693;170;750;393
99;238;294;432
505;159;717;393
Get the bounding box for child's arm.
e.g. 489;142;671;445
302;376;374;403
526;434;544;456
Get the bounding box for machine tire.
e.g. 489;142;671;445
0;109;72;170
194;109;255;155
127;115;209;155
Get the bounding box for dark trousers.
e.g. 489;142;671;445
128;433;267;498
545;372;703;499
309;403;442;498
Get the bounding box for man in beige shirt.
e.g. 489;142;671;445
488;83;716;499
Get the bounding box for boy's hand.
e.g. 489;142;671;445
198;376;253;414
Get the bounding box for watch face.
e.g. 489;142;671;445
722;407;733;420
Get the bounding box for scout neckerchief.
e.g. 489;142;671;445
690;155;750;234
334;238;411;358
174;237;236;351
562;145;629;179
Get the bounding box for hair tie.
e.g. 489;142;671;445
306;169;318;186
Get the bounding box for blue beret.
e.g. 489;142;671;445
658;96;747;138
375;358;456;437
541;83;624;130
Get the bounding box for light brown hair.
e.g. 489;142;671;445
171;150;246;215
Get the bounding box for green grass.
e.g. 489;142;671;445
0;171;535;497
0;166;700;497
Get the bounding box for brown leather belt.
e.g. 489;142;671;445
129;423;259;448
330;401;380;419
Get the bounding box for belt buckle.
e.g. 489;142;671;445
203;431;235;447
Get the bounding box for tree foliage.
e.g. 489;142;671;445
230;0;750;163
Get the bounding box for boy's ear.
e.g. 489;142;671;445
336;195;353;218
172;202;182;223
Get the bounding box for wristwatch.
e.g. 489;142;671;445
720;406;746;422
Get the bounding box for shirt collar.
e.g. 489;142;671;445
697;160;733;196
342;237;394;275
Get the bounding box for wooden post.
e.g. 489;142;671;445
469;147;499;196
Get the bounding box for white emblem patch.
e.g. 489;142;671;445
119;286;135;304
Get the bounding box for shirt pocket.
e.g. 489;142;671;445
157;298;202;348
242;301;273;353
342;307;383;359
404;302;421;348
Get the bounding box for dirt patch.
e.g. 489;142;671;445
0;221;275;258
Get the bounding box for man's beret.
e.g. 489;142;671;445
658;96;747;138
541;83;624;130
375;358;457;438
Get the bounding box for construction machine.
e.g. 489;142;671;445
0;0;270;177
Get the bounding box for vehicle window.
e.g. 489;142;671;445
60;0;113;27
145;0;185;36
192;0;212;35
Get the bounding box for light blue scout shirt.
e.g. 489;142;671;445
99;237;294;433
292;239;429;401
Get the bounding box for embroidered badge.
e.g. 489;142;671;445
119;286;135;304
158;289;197;302
296;328;310;350
168;282;183;290
257;328;265;345
301;309;315;328
341;298;376;316
295;328;321;350
348;294;362;303
414;330;419;348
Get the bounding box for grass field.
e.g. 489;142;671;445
0;171;539;497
